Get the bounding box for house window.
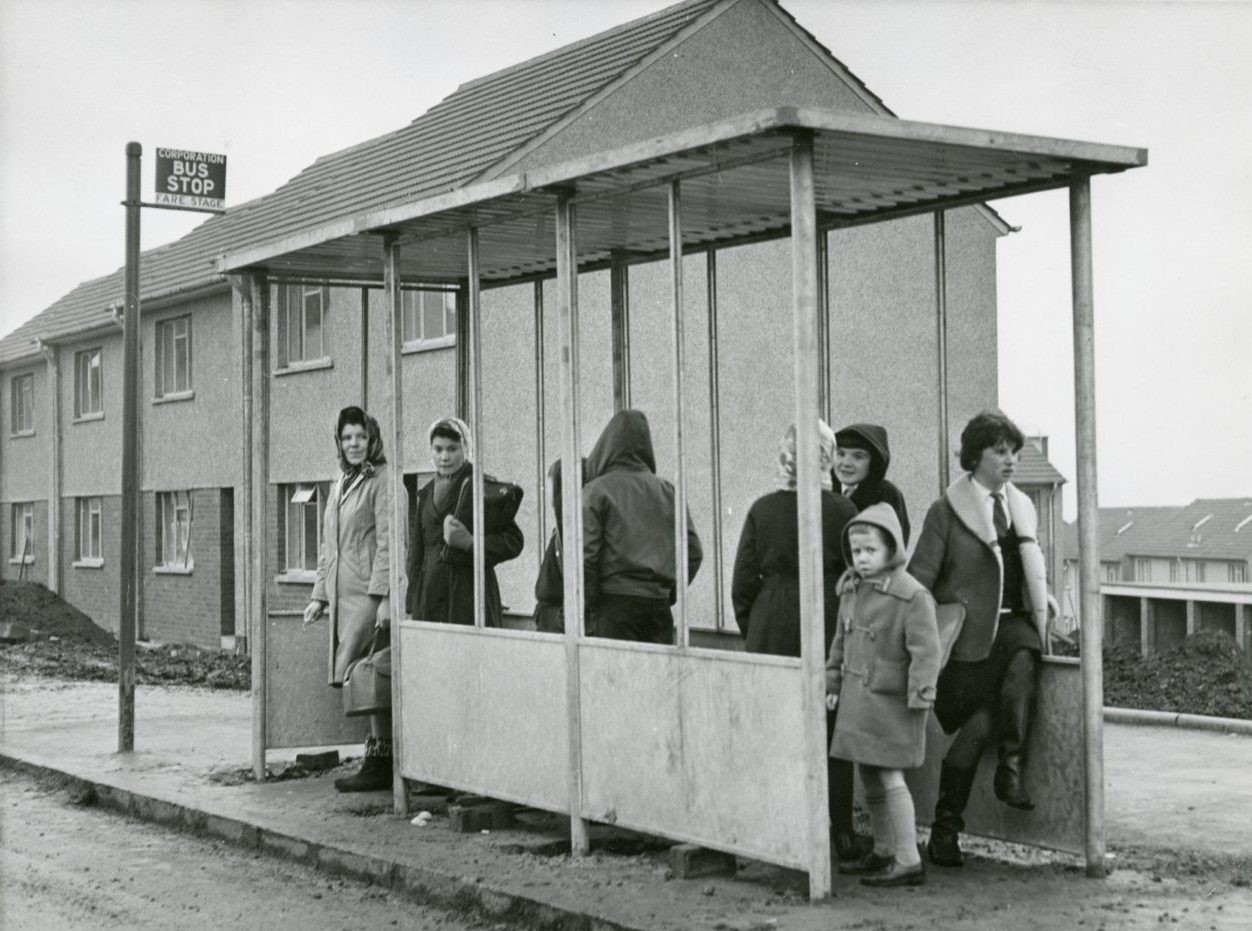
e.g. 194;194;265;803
10;503;34;561
402;288;457;346
1133;558;1152;582
1230;563;1247;583
277;285;329;367
1193;562;1205;583
10;374;34;435
155;316;192;398
76;497;103;562
279;483;327;573
157;490;193;568
74;348;103;418
1104;563;1120;583
1169;561;1180;583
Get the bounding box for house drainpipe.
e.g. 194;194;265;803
36;339;62;594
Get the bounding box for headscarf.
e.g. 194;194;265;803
427;416;474;464
775;419;835;493
335;406;386;479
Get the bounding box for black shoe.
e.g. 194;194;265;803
334;737;393;793
832;831;873;867
861;858;926;888
839;849;894;875
926;829;963;868
994;766;1035;811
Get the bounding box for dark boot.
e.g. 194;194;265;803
334;736;393;793
994;756;1035;810
995;650;1039;811
927;763;972;868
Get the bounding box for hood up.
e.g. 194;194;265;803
842;501;908;572
585;409;657;481
835;423;891;484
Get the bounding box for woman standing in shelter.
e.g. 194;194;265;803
406;417;524;627
730;420;863;864
303;406;406;793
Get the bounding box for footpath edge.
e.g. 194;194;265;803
1103;707;1252;735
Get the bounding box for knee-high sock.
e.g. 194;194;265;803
859;766;894;857
885;783;921;866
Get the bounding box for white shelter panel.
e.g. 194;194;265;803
579;641;808;868
397;622;568;812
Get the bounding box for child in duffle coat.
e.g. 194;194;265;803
825;503;941;887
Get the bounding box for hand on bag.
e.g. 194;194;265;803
302;600;325;626
375;596;391;629
443;515;473;551
825;693;839;711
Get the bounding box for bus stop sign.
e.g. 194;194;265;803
154;147;226;209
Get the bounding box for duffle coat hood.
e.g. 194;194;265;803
907;474;1049;662
826;503;941;769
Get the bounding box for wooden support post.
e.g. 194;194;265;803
119;141;142;754
1070;177;1106;878
790;133;832;901
933;210;951;492
534;281;548;565
705;251;725;631
37;341;62;595
1238;604;1250;658
668;180;689;649
610;253;631;412
466;229;486;628
555;192;590;856
249;273;271;781
1185;599;1197;635
382;235;410;815
1140;597;1155;658
233;276;255;762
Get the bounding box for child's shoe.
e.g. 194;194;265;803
838;849;893;875
861;858;926;887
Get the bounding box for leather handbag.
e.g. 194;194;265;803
342;630;391;717
935;602;966;669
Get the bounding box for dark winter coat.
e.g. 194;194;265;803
907;475;1049;663
731;488;857;656
533;458;584;634
405;462;524;627
832;423;910;545
582;410;702;606
827;504;941;769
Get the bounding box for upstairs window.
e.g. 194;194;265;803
402;288;457;347
1230;563;1247;584
277;285;329;367
10;373;34;435
10;502;34;562
157;490;193;568
74;348;103;419
155;316;192;398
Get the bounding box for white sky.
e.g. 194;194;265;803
1;0;1249;515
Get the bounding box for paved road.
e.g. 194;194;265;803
0;770;499;931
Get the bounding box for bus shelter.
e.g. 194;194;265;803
223;107;1145;898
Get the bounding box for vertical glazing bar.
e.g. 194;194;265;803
360;286;370;410
705;251;725;631
467;230;486;628
534;280;548;566
455;281;470;420
383;235;409;815
1070;177;1106;878
934;210;950;491
668;180;689;649
817;232;831;424
119;141;141;753
610;254;631;412
556;192;590;854
790;133;832;900
249;273;270;780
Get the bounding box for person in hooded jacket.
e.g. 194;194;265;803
582;409;703;644
826;503;941;887
731;419;864;865
532;457;585;634
405;417;524;627
832;423;910;546
304;406;407;792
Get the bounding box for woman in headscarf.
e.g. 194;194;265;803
730;419;864;865
405;417;524;627
303;406;407;792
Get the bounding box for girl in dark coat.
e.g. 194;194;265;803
832;423;910;546
532;457;585;634
406;417;524;627
731;420;863;864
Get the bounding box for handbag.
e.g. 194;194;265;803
342;630;391;717
935;602;966;669
440;473;524;562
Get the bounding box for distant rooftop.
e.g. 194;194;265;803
1063;498;1252;563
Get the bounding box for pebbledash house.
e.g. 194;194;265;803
1;0;1054;650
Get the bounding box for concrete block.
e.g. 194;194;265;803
448;801;514;833
295;750;340;771
667;844;736;879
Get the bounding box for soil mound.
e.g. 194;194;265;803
0;579;116;647
1104;629;1252;720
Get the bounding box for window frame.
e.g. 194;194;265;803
73;347;104;421
277;481;328;580
9;373;35;436
276;285;331;370
155;490;194;571
154;315;193;400
401;287;458;352
74;496;103;566
9;502;34;563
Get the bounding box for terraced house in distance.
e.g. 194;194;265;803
1;0;1015;650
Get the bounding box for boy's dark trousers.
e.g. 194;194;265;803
826;709;856;840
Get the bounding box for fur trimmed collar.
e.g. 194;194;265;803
944;475;1038;546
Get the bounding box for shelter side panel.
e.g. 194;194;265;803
266;613;370;749
398;624;568;812
579;644;808;869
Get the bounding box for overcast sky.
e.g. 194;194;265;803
1;0;1248;515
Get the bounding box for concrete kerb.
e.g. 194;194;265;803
0;751;645;931
1104;707;1252;735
